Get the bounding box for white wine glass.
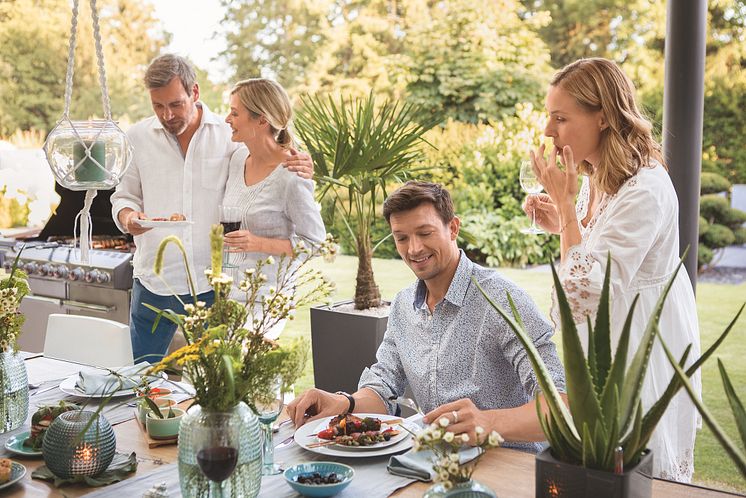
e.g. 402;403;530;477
254;376;284;475
519;160;545;235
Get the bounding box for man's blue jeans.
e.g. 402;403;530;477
130;279;214;363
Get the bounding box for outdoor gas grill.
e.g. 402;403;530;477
0;184;134;352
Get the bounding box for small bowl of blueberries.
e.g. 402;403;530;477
283;461;355;497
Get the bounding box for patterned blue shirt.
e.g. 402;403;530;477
358;251;566;452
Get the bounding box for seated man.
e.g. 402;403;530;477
288;181;566;451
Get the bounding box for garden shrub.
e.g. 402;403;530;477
416;104;560;266
700;194;731;221
703;223;736;249
700;172;731;195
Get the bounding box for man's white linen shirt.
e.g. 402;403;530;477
111;103;239;295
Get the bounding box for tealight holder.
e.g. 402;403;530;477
42;410;116;478
44;119;132;191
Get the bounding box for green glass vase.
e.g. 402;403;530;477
178;402;262;498
424;479;498;498
0;350;28;433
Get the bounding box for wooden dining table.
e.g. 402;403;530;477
4;355;743;497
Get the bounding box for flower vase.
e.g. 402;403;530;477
178;402;262;498
0;350;29;433
424;480;498;498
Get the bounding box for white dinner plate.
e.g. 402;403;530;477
294;413;417;458
134;219;192;228
58;373;165;399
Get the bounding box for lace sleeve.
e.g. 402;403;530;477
552;244;607;326
551;172;669;328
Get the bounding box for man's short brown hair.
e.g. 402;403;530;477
383;181;455;225
144;54;196;93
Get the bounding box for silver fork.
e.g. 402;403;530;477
274;434;295;450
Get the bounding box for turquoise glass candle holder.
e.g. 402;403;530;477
73;140;107;182
42;410;116;478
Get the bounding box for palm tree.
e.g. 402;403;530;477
295;92;441;309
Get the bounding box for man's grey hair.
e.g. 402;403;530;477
144;54;196;93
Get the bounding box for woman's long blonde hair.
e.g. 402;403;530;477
231;78;296;149
551;58;664;195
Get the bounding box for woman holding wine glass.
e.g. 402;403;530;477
523;58;700;482
222;78;326;339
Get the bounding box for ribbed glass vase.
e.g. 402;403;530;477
178;402;262;498
0;350;29;433
42;410;116;478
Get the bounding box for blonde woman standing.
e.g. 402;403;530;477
524;58;700;482
223;78;325;339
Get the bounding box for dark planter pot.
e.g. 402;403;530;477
310;300;389;394
535;447;653;498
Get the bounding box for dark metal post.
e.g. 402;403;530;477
662;0;707;293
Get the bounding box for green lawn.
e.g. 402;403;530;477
281;255;746;492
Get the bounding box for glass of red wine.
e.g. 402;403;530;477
219;205;242;268
195;412;240;498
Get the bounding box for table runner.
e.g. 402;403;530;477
83;422;417;497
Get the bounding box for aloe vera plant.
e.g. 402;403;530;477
475;253;736;472
660;309;746;478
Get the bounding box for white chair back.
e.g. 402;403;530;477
44;314;134;367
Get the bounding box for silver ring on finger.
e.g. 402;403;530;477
452;410;459;424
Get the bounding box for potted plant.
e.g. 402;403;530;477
660;304;746;477
294;92;441;392
475;255;736;498
146;226;336;498
0;248;30;433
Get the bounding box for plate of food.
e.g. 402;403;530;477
294;413;417;458
0;459;26;490
134;214;192;228
4;431;41;457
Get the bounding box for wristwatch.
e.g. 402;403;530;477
335;391;355;414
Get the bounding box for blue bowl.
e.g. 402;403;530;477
283;461;355;497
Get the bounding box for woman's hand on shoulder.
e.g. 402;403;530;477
523;193;560;233
224;229;260;253
283;148;314;179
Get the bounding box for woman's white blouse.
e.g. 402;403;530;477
552;163;701;482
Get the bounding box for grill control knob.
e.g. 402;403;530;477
39;264;53;276
24;262;38;274
95;271;110;284
54;265;69;279
84;270;98;283
69;267;85;281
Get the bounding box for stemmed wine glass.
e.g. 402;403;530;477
519;160;545;235
219;205;241;267
195;412;240;498
254;376;285;475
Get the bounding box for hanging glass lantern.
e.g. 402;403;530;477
44;119;132;191
42;0;133;263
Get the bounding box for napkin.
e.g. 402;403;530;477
32;451;138;487
76;362;152;395
387;446;482;481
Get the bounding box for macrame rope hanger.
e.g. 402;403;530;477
55;0;117;264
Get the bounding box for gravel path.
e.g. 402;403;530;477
698;267;746;285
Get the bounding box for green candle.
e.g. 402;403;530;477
73;140;106;182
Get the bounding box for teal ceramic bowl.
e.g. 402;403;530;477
145;407;184;440
284;462;354;497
